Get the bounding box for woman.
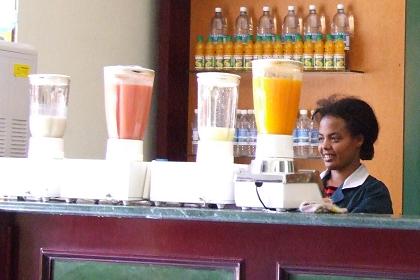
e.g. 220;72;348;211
313;95;393;214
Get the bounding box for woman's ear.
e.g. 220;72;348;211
355;134;364;148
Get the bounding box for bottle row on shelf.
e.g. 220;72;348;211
194;33;346;72
191;108;320;159
208;4;352;50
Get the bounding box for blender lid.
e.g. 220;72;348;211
197;72;241;86
28;74;70;85
104;65;155;77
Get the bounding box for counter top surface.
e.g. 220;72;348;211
1;200;419;231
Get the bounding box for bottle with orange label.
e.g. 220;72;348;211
223;35;234;70
303;34;314;71
314;34;324;71
273;35;283;59
233;36;244;70
334;34;345;71
324;34;334;71
243;35;254;70
215;37;224;70
293;34;303;63
283;35;294;60
262;35;273;59
194;35;205;70
204;36;215;70
253;35;263;61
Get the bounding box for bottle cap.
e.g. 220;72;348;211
263;6;270;12
288;6;295;11
240;7;247;12
337;4;344;10
309;4;316;11
215;7;222;13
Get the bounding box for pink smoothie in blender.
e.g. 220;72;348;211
104;66;155;161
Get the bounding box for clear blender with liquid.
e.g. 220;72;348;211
234;59;323;210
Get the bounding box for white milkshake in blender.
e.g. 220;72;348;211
28;74;70;159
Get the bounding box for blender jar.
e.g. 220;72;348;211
252;59;303;159
28;74;70;159
104;65;155;161
196;72;240;163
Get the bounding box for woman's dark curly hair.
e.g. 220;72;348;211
313;95;379;160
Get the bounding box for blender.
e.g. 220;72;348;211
150;72;242;208
196;72;240;163
28;74;70;159
234;59;323;210
59;66;154;204
104;65;154;161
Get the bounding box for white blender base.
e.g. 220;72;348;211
234;180;323;210
255;134;294;159
60;159;150;202
28;137;64;159
150;161;245;207
0;157;61;200
106;138;144;162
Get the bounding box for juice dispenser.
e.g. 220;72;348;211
104;65;154;161
234;59;323;210
196;72;240;163
28;74;70;159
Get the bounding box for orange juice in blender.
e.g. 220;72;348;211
252;59;303;159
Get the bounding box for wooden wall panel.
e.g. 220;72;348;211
189;0;405;214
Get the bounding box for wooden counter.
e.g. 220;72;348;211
1;201;420;279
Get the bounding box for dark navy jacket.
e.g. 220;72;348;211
321;165;393;214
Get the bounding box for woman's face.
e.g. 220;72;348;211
318;115;363;172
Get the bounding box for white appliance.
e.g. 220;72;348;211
0;40;37;157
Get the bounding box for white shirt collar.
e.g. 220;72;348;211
320;164;370;189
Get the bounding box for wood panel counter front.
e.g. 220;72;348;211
1;202;419;279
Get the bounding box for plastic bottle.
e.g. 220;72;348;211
293;34;303;63
283;35;294;60
324;34;334;71
235;7;253;42
295;109;311;158
303;5;322;42
210;7;227;42
309;109;320;158
204;36;215;70
234;110;241;157
262;36;273;59
192;108;199;155
223;35;234;70
194;35;205;70
253;35;263;61
334;34;345;71
247;109;257;158
214;37;224;70
243;35;254;70
314;34;324;71
257;6;276;41
303;35;314;71
233;36;244;70
331;4;351;69
273;35;283;59
282;5;301;42
331;4;351;51
236;110;249;157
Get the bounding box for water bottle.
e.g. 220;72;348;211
210;7;227;41
331;3;351;68
282;5;301;42
247;109;257;158
257;6;276;41
304;5;322;42
295;109;311;158
237;110;249;157
234;110;241;157
309;110;320;157
235;7;253;42
192;108;199;155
